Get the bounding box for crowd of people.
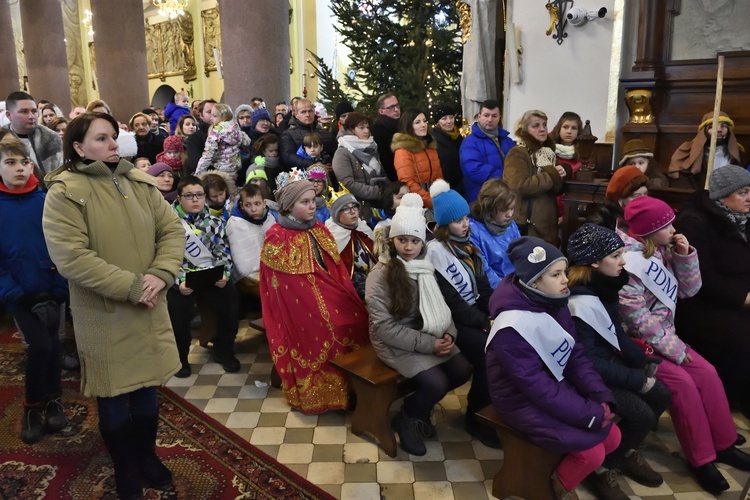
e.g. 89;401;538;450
2;87;750;500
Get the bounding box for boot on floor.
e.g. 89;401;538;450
131;414;173;489
21;402;45;444
43;393;68;434
100;420;144;500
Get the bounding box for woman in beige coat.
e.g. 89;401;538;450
43;113;184;499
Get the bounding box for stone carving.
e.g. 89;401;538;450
9;0;27;90
201;8;221;76
671;0;750;60
88;42;97;91
62;0;87;107
145;13;197;82
625;89;654;124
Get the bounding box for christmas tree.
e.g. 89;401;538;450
320;0;462;116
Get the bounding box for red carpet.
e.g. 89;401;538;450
0;327;333;499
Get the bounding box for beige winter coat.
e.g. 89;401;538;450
43;160;184;397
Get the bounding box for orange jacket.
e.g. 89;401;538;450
391;133;443;209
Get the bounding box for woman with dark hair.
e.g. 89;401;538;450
130;112;165;164
332;112;386;209
431;104;464;195
48;117;68;138
392;108;443;209
503;110;568;245
175;114;197;142
42;112;184;499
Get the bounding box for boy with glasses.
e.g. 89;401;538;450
168;176;239;377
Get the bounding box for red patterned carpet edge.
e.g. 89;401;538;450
0;326;334;499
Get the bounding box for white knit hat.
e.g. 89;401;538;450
389;193;426;241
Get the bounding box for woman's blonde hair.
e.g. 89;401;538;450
128;112;151;130
86;99;111;114
514;109;548;136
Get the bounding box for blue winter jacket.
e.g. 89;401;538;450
164;102;191;136
469;218;520;290
0;185;68;310
459;123;515;203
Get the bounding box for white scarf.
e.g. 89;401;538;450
426;240;476;306
325;218;374;253
555;143;576;160
568;295;620;351
487;310;575;381
398;256;453;337
338;135;382;176
623;251;677;315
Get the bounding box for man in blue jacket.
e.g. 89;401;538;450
459;99;515;203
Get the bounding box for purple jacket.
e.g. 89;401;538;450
487;275;615;453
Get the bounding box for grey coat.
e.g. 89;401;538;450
332;143;385;203
365;262;458;378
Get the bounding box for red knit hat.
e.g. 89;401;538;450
624;196;675;237
606;166;648;202
162;134;184;153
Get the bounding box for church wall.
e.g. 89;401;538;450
504;0;620;142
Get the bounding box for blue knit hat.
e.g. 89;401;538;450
567;223;624;266
430;179;469;227
250;109;272;128
507;236;567;286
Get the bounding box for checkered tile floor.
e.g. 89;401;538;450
164;318;750;499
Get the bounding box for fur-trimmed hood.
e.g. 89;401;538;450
515;130;555;154
390;132;437;153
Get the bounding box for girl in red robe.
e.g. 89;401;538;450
260;168;369;414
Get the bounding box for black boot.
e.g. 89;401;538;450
131;415;173;489
392;410;427;456
716;445;750;471
689;462;729;494
43;393;68;434
465;413;502;449
21;402;45;444
213;348;240;373
99;421;144;500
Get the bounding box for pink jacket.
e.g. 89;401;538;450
616;228;702;364
196;120;251;177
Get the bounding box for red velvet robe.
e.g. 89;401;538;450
259;222;369;414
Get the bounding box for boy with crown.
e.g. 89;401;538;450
259;167;369;414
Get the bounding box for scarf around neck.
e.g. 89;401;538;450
338;134;382;175
278;214;316;231
483;217;511;236
589;269;630;303
715;199;749;242
555;143;576;160
397;256;453;337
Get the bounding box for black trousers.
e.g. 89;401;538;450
167;282;239;363
14;306;62;404
454;324;491;418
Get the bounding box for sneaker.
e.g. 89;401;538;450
618;450;663;487
690;462;729;494
43;395;68;433
61;352;80;370
391;410;427;456
21;403;45;444
583;470;629;500
550;470;579;500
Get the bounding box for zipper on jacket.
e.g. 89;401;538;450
112;175;129;199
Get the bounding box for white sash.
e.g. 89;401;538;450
568;295;620;351
623;251;677;315
180;218;215;268
486;310;575;381
426;241;476;306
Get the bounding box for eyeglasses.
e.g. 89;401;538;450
341;204;359;214
310;179;325;184
180;192;205;200
383;104;400;111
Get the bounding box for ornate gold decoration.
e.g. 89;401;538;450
456;1;471;44
201;8;221;77
545;2;559;36
62;0;87;106
153;0;188;20
625;89;654;124
145;13;196;82
88;42;97;91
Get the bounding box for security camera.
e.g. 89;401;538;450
567;6;607;27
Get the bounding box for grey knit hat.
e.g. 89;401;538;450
709;165;750;200
330;193;360;228
567;223;624;266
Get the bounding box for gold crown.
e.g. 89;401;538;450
325;184;351;209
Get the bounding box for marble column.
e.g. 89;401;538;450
19;0;71;108
90;0;149;123
218;0;290;109
0;0;19;97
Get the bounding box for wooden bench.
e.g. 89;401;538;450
330;345;414;458
477;405;561;500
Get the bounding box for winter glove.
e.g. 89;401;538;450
639;376;656;394
31;300;60;329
